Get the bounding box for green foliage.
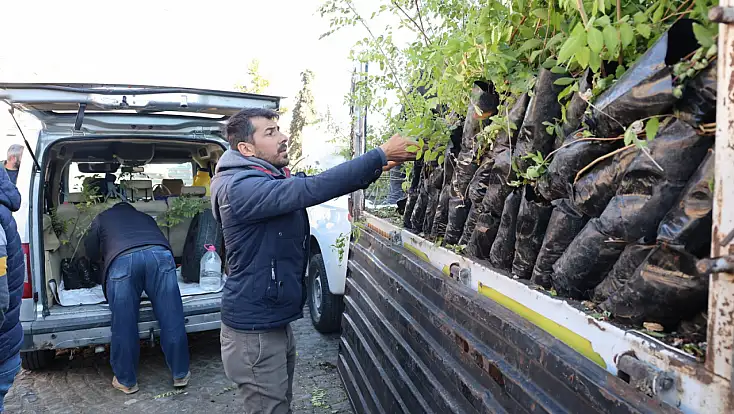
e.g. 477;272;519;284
234;59;270;94
157;196;210;228
288;70;318;163
510;151;550;187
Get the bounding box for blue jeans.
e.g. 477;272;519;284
0;353;21;413
106;246;189;387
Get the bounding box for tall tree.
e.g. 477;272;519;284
234;59;270;94
288;70;317;163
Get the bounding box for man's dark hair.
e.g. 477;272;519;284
226;107;280;149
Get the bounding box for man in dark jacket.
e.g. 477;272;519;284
0;167;23;413
85;202;190;395
211;107;415;413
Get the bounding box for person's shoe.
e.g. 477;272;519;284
112;376;139;394
173;371;191;388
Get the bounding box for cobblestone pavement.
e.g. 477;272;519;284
4;311;353;413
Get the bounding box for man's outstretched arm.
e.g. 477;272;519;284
228;134;416;222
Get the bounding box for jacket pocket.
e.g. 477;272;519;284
265;259;281;305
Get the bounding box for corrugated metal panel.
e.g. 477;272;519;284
340;228;681;413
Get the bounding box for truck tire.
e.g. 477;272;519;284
21;350;55;371
181;209;224;283
308;253;345;334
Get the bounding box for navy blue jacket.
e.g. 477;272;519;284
211;148;387;331
0;167;23;364
85;202;172;292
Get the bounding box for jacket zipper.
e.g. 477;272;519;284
271;259;276;281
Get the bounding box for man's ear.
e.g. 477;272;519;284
237;142;256;157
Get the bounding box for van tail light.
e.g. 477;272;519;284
21;243;33;299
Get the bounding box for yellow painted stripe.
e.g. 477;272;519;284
0;256;6;277
442;265;451;277
478;283;606;368
402;243;430;263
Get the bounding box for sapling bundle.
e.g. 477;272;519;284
431;125;463;238
511;186;554;279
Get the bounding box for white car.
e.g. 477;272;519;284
0;83;351;370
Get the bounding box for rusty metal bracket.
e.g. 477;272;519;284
710;6;734;23
697;255;734;275
449;263;472;287
617;354;679;406
388;230;402;246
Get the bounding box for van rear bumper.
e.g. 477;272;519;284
21;299;222;351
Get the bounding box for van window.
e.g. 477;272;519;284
67;162;194;192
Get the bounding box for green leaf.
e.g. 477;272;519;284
551;66;568;74
636;23;651;39
453;74;464;82
589;51;601;72
532;8;549;20
416;148;423;159
624;127;636;146
588;27;604;53
693;23;715;48
558;83;576;101
406;145;419;153
620;23;634;47
633;12;647;24
602;25;619;53
595;15;611;28
558;31;587;63
615;64;626;79
554;77;576;86
542;58;558;69
519;39;543;53
576;47;590;68
652;2;665;23
438;155;445;165
646;117;659;142
530;50;543;63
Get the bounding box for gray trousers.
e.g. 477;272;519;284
221;323;297;414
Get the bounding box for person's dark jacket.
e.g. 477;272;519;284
3;164;18;186
211;148;387;331
85;202;172;292
0;167;23;365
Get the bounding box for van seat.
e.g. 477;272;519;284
122;179;153;200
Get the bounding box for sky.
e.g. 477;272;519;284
0;0;407;159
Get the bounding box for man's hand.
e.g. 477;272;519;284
380;134;419;163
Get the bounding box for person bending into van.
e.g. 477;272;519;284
211;107;415;414
2;145;23;186
0;168;23;413
84;202;190;394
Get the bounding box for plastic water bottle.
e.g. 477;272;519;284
199;244;222;292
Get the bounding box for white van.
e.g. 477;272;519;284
0;84;352;370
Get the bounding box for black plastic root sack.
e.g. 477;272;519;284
489;190;522;270
513;69;565;172
530;199;588;288
512;186;554;279
431;126;463;238
551;218;627;299
61;257;98;290
459;156;496;244
466;213;501;259
559;69;593;144
598;119;713;242
572;146;637;217
445;83;500;244
592;244;655;303
584;19;700;138
422;166;445;235
538;132;622;202
410;176;430;231
479;94;531;217
657;149;715;248
403;159;423;229
675;64;717;128
600;245;709;328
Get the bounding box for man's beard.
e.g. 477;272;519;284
255;150;289;169
12;160;20;169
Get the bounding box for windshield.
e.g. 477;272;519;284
68;162;194;192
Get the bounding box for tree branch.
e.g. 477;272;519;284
392;0;431;45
